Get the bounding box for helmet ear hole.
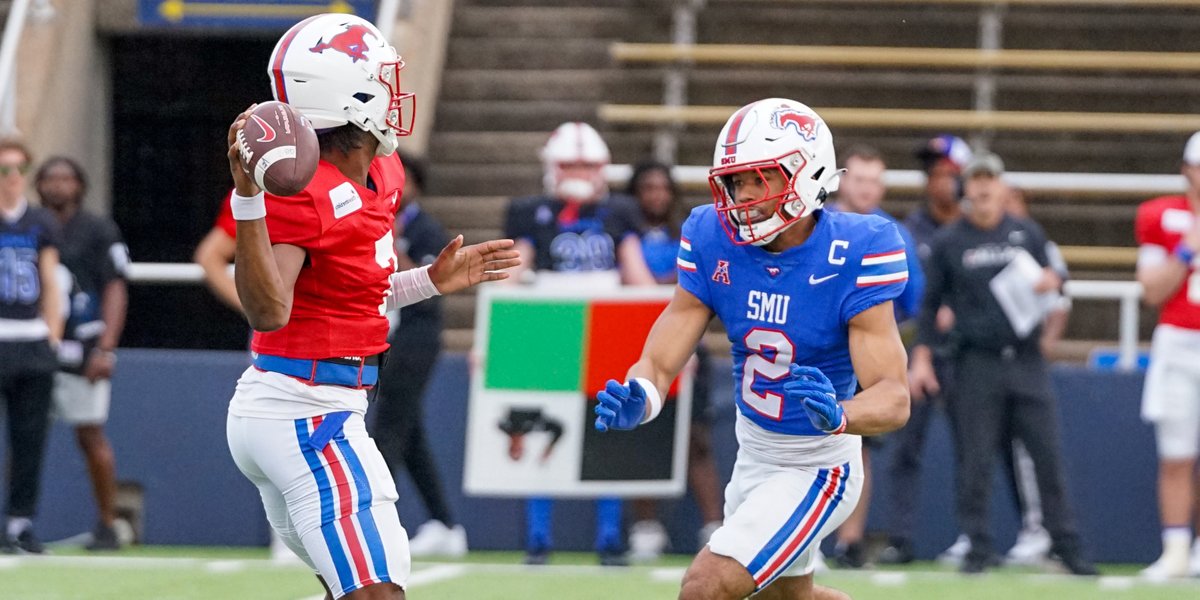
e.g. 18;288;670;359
353;92;375;103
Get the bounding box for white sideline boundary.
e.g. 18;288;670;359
4;555;1199;594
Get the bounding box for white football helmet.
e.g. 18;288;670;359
541;122;611;202
708;98;841;246
267;13;415;156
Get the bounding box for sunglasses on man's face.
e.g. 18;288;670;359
0;163;29;176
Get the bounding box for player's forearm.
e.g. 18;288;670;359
197;251;243;311
625;357;678;409
1138;261;1188;307
38;249;64;343
235;221;292;332
194;231;243;311
842;377;910;436
97;279;127;351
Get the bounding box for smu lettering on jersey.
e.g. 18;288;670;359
677;206;906;464
250;152;406;360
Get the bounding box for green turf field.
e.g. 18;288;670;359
1;548;1198;599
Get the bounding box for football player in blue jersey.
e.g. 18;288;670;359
595;99;910;600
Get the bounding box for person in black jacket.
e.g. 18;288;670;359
907;152;1095;575
369;155;466;558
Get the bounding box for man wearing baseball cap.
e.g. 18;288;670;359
878;135;971;564
1136;131;1200;578
908;151;1096;575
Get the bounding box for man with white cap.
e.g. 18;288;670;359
1136;131;1200;578
501;122;654;565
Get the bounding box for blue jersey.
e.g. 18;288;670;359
677;206;908;437
641;225;679;284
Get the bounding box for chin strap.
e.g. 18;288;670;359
344;106;398;156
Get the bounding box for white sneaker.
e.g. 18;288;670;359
1188;539;1200;577
937;534;971;567
628;520;668;563
1141;550;1190;580
698;521;722;548
408;520;468;559
1006;526;1052;566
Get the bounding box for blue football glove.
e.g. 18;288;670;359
782;364;847;435
594;379;647;432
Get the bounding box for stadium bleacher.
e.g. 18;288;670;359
420;0;1200;356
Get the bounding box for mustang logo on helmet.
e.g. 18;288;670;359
770;108;820;142
309;23;375;63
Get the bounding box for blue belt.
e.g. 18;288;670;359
253;353;379;388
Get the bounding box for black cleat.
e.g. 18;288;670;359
598;549;629;567
1053;549;1099;576
86;523;121;551
960;552;1002;575
832;541;868;569
523;549;549;565
877;537;914;565
14;529;45;555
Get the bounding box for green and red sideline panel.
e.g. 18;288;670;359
464;283;692;498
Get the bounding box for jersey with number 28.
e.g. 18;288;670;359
677;206;907;464
250;153;406;360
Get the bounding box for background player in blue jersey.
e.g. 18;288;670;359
0;139;63;554
595;99;910;600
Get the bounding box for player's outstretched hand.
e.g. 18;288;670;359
783;364;847;435
226;104;261;197
594;379;647;432
428;235;521;294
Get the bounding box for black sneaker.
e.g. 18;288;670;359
598;549;628;567
960;552;1002;575
86;523;121;551
1053;549;1099;576
523;549;549;565
832;541;868;569
876;537;914;565
15;529;45;554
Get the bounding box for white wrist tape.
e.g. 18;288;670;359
633;377;663;424
386;265;441;311
230;190;266;221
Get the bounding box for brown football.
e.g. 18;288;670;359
237;101;319;197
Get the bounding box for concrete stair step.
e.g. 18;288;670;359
441;69;663;103
1004;8;1200;52
680;69;1200;113
445;38;613;70
462;0;642;7
421;196;510;230
427;162;543;197
697;5;979;47
429;130;654;166
454;6;662;40
434;99;601;132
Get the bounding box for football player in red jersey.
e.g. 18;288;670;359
223;14;519;600
1136;132;1200;579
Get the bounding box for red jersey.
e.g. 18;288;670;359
215;192;236;238
249;153;405;359
1135;194;1200;330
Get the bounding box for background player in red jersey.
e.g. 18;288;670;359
223;14;519;600
1136;131;1200;579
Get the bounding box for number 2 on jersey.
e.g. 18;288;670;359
375;230;398;315
741;328;795;420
